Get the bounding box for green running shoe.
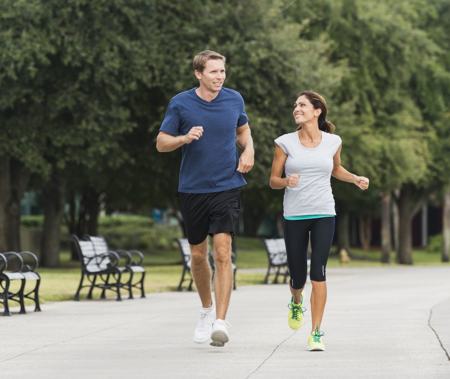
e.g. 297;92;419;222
308;329;325;351
287;297;305;330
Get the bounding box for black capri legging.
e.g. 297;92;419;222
284;217;335;289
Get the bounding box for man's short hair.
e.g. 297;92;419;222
193;50;226;72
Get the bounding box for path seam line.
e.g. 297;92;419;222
428;308;450;361
245;331;297;378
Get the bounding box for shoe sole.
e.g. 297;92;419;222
210;330;229;347
288;318;305;330
193;336;210;344
308;344;325;351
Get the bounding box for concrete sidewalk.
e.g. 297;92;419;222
1;266;449;379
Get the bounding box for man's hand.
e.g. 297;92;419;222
184;126;204;144
237;148;254;173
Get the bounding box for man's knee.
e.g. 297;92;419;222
190;243;208;264
213;246;232;266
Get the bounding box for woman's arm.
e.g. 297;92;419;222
269;145;299;189
332;146;369;190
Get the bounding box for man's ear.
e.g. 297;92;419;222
194;70;202;80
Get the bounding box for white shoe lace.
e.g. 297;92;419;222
197;309;214;330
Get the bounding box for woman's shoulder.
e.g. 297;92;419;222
275;131;297;142
274;131;297;153
324;132;342;143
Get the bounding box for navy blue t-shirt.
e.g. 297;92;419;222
160;87;248;193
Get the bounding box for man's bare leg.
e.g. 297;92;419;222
190;239;212;308
212;233;233;319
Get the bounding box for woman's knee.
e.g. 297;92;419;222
290;274;307;290
309;261;327;281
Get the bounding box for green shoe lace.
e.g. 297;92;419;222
288;298;306;320
312;328;324;343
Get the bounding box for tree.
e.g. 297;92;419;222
0;0;159;265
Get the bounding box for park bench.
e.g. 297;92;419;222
88;236;146;299
73;235;145;301
0;251;41;316
176;238;237;291
263;238;289;284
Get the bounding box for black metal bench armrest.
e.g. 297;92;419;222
126;250;144;266
2;252;24;272
110;249;132;266
0;253;7;273
18;251;39;272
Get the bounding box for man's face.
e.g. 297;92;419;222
195;59;226;93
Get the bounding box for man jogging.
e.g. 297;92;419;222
156;50;254;347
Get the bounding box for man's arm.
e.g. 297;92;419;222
156;127;204;153
236;123;254;173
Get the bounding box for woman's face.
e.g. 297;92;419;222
292;95;320;125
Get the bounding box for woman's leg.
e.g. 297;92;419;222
284;219;310;303
309;217;335;332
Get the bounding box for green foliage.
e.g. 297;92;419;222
99;224;181;253
2;0;450;240
0;0;159;178
426;234;442;254
21;215;44;228
98;215;154;228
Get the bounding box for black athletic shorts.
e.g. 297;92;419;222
178;188;241;245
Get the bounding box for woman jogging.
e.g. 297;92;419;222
269;91;369;351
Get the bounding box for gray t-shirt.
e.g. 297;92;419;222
274;131;342;217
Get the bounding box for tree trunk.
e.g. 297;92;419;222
397;186;418;265
40;172;65;267
85;188;100;236
380;192;391;263
6;159;30;251
421;203;428;248
67;190;77;235
76;195;87;237
67;190;80;260
392;189;400;253
358;215;372;250
443;189;450;263
337;211;350;253
0;157;11;251
67;188;101;261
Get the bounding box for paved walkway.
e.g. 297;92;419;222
1;266;449;379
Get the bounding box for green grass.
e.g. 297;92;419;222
33;237;447;303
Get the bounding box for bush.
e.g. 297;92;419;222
21;215;44;227
427;234;442;254
99;223;181;253
99;214;154;228
21;214;180;254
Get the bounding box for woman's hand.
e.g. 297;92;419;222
354;176;369;190
286;174;300;188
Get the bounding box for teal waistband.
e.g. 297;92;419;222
284;214;335;221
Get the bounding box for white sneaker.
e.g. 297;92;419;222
193;307;215;344
210;319;230;347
